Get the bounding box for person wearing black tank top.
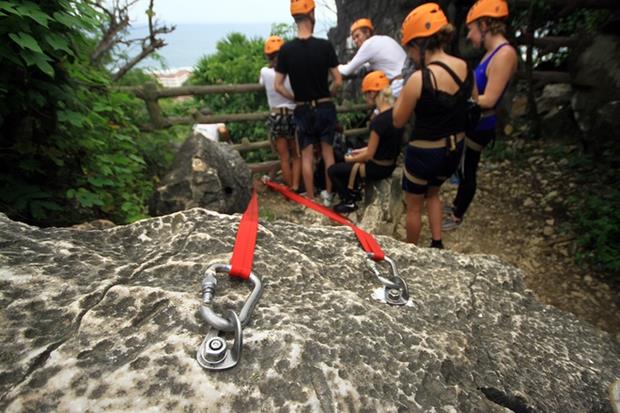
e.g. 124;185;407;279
393;3;475;248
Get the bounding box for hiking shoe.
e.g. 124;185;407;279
443;202;455;215
351;188;363;202
442;214;462;231
334;201;358;214
320;190;334;207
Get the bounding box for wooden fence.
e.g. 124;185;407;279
121;82;370;173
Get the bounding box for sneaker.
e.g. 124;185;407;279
442;214;462;231
448;174;460;185
442;202;455;215
351;188;363;202
320;190;334;207
334;201;358;214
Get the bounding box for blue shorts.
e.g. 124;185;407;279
402;139;464;195
293;102;337;149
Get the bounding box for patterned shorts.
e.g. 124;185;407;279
267;112;296;141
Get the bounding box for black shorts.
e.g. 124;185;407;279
402;140;464;195
293;102;337;149
267;112;296;141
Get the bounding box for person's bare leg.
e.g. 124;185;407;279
426;186;442;241
301;145;315;198
320;141;335;193
275;137;292;186
405;193;424;244
288;139;301;190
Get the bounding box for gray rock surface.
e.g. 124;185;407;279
0;210;618;412
354;168;405;237
149;133;251;216
571;34;620;153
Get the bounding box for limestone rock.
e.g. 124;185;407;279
353;168;405;237
536;83;573;116
0;211;618;412
149;133;251;216
571;34;620;154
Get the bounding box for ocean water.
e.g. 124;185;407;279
130;22;333;70
130;23;272;69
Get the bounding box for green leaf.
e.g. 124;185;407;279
128;154;146;165
58;110;84;127
8;32;43;53
0;2;17;14
52;11;80;28
75;188;104;208
44;33;73;56
16;3;49;27
87;176;114;188
31;53;54;77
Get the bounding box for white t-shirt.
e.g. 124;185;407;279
259;67;296;110
338;35;407;96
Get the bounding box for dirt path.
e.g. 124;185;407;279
257;138;620;338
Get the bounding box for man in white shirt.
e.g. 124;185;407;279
338;18;407;97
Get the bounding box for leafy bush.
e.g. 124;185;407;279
190;32;269;156
0;1;171;225
573;189;620;275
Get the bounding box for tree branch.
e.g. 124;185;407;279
90;0;175;80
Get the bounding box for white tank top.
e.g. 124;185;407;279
259;67;296;110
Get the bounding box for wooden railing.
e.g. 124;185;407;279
121;82;370;173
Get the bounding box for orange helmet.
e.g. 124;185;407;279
290;0;315;16
362;71;390;93
466;0;509;24
401;2;448;46
264;36;284;55
350;18;374;35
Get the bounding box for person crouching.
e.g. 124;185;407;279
328;71;403;213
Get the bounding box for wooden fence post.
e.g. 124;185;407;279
143;82;167;129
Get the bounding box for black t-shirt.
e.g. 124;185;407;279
276;37;339;102
369;108;403;162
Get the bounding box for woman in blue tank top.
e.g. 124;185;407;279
443;0;518;231
394;3;474;248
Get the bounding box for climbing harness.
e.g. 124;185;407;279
262;177;410;306
197;191;263;371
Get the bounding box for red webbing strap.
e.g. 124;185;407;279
229;190;259;280
264;180;385;261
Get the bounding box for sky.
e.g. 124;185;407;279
128;0;338;25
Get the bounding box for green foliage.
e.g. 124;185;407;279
270;22;296;40
482;139;527;163
572;189;620;274
189;32;271;162
0;1;172;225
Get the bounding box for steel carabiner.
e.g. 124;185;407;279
199;263;263;332
365;254;410;306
